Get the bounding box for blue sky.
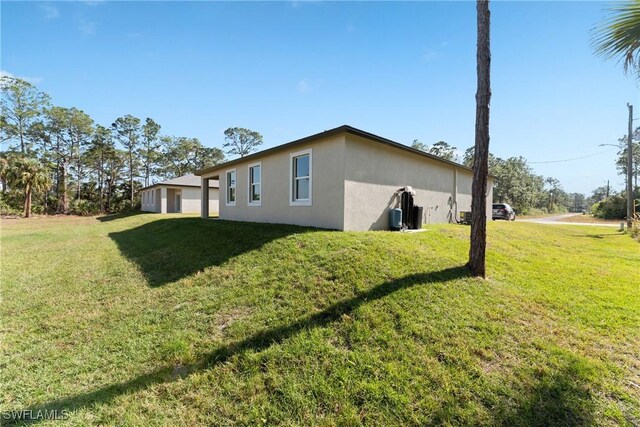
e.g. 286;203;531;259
2;1;638;194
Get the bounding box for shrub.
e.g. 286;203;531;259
591;195;626;219
0;198;22;216
522;207;548;216
31;204;45;215
0;190;24;214
69;199;101;216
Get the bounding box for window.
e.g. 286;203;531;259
226;169;236;206
290;149;312;206
248;163;262;206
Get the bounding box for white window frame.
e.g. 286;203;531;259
248;162;262;206
289;148;312;206
225;169;237;206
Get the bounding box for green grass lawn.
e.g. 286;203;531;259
1;214;639;426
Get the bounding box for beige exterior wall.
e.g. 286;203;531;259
200;135;346;229
198;132;494;231
342;135;493;231
140;186;218;214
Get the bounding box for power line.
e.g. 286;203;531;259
528;148;618;164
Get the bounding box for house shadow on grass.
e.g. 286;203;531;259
107;217;321;287
4;266;470;425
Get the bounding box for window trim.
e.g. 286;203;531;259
289;148;312;206
247;162;262;206
225;168;237;207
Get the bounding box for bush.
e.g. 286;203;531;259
31;204;45;215
520;207;548;216
69;199;101;216
0;190;24;214
591;195;626;219
0;198;22;216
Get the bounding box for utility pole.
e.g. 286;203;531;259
627;104;634;229
606;180;610;198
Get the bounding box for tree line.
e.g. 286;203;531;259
0;76;265;217
412;139;639;217
3;73;635;219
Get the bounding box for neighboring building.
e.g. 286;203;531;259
197;125;494;231
140;174;219;214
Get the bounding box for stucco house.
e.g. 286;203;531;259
197;125;494;231
140;174;219;214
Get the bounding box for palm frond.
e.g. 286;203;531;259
592;0;640;74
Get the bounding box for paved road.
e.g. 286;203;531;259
519;213;620;227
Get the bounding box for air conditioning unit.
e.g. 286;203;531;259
460;211;472;225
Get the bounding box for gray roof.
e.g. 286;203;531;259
141;174;219;190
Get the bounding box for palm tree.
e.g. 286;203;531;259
7;156;52;218
593;0;640;74
468;0;491;278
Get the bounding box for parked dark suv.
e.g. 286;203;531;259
492;203;516;221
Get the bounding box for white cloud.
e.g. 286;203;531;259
297;79;311;93
297;78;323;94
421;48;439;63
79;19;97;35
0;70;43;85
40;2;60;20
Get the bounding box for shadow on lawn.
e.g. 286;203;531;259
575;232;624;240
5;266;470;425
497;357;597;426
96;211;145;222
107;218;317;287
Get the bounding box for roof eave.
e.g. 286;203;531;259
196;125;497;179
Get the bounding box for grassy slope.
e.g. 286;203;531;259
1;214;639;426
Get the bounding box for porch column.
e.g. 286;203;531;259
160;187;167;213
201;177;209;218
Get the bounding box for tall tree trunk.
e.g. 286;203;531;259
77;160;82;201
468;0;491;278
59;161;69;213
19;118;25;154
98;153;104;212
129;150;134;207
55;138;61;201
24;184;32;218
